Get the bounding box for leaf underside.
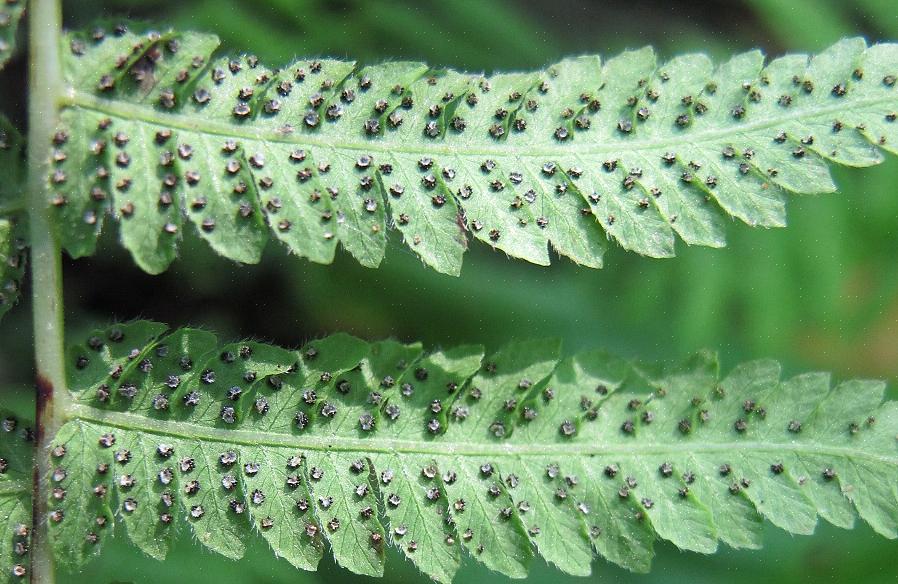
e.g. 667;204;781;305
41;320;898;582
0;218;25;323
0;116;25;323
0;1;24;71
49;27;898;275
0;412;33;583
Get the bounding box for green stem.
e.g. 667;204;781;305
27;0;66;582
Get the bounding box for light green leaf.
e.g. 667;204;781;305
0;411;34;583
48;27;898;274
38;321;898;582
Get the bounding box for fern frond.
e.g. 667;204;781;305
0;411;33;582
0;218;25;322
49;26;898;275
0;1;24;70
44;321;898;581
0;116;25;323
0;116;22;207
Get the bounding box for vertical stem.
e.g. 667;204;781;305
27;0;65;582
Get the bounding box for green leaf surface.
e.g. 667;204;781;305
0;116;23;207
0;0;24;70
38;321;898;582
48;27;898;275
0;411;33;583
0;218;25;323
0;116;27;324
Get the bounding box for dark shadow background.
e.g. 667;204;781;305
1;0;897;582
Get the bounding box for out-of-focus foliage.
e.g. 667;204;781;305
0;0;896;582
0;0;24;70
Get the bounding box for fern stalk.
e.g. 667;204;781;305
27;0;67;582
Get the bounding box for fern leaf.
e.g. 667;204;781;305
0;412;33;582
0;218;25;322
0;116;25;323
0;116;23;207
0;1;24;70
44;321;898;581
49;26;898;275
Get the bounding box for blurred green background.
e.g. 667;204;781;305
2;0;898;581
